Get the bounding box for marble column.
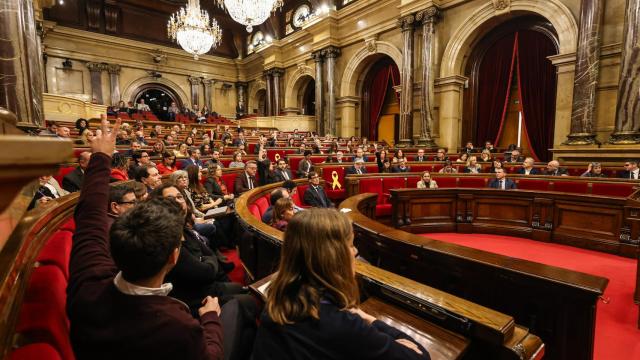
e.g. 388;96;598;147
0;0;46;128
416;7;439;147
609;0;640;144
323;46;341;136
187;76;201;108
272;68;284;116
106;64;121;106
398;14;415;147
311;50;325;134
86;62;105;104
203;79;214;111
264;71;273;116
564;0;605;145
235;82;247;117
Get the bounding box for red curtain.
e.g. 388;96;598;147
368;64;401;140
517;30;557;162
475;33;517;146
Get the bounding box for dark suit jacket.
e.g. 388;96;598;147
546;168;569;176
234;173;256;195
232;138;245;147
181;158;203;169
516;168;540;175
345;166;367;176
414;156;428;162
62;167;84;193
506;156;525;163
297;159;314;177
619;170;640;179
431;156;449;162
274;169;293;182
303;185;332;208
391;166;410;173
488;178;517;189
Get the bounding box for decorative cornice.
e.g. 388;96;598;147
85;62;106;72
235;82;248;88
105;63;121;74
187;76;202;85
311;50;324;62
415;6;440;25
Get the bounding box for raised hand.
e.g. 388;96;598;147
90;115;121;156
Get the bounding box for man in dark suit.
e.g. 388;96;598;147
432;148;448;161
63;151;91;193
274;159;293;181
414;149;428;162
234;160;258;195
463;141;475;154
619;160;640;179
232;132;246;147
516;157;539;175
345;159;368;175
488;168;517;189
545;160;569;176
483;141;497;153
391;159;410;173
181;148;203;169
506;150;525;163
303;172;332;208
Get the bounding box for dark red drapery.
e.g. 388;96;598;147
517;30;557;162
475;33;517;147
367;63;400;140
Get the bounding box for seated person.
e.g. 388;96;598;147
381;159;392;173
414;149;428;162
545;160;569;176
28;175;66;210
67;119;224;359
456;153;469;163
391;159;410;173
252;208;430;360
204;163;235;205
489;159;505;174
516;157;539;175
439;160;458;174
507;149;524;163
63;151;91;193
297;150;315;178
619;159;639;179
581;162;606;177
463;156;482;174
432;148;448;161
417;171;438;189
479;149;492;162
234;161;258;195
261;187;289;224
270;198;295;231
303;172;333;208
157;151;177;175
229;152;245;168
488;168;517;189
345;159;368;175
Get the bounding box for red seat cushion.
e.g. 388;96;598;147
359;178;384;203
553;181;588;194
248;204;261;219
54;166;75;186
458;177;487;188
9;343;62;360
220;173;238;195
566;168;583;176
36;231;73;279
58;219;75;232
254;196;270;216
591;182;635;197
266;150;286;162
382;177;406;201
364;165;378;174
435;177;457;188
517;179;549;191
288;157;303;175
295;185;311;208
406;176;421;188
375;204;392;217
411;164;431;173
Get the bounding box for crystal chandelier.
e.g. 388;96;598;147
216;0;283;33
167;0;222;60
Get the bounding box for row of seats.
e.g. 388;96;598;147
10;218;76;360
355;175;637;217
246;185;310;221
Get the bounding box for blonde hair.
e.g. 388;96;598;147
266;208;358;324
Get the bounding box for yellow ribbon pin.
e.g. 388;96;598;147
331;171;342;190
274;153;281;161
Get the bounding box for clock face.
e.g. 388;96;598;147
292;5;311;28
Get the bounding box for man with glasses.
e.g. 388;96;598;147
107;185;137;227
303;172;333;208
433;148;448;161
235;160;258;195
620;160;639;179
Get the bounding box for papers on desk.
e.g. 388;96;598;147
205;206;228;217
256;280;271;297
340;208;352;213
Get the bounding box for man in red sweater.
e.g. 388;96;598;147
67;117;224;359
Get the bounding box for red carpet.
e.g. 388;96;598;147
421;233;640;360
220;249;246;285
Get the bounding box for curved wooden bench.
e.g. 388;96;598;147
235;183;544;360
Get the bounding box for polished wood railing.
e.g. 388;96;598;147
235;182;544;359
338;192;607;360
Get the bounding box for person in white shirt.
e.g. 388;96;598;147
136;99;151;112
417;171;438;189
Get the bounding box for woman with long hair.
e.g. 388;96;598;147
392;149;407;163
463;156;482;174
157;151;177;175
110;152;129;181
229;152;245;168
287;137;296;147
185;136;195;147
253;209;429;359
204;163;235;204
75;118;88;135
185;165;223;214
270;197;295;231
375;149;388;173
174;142;189;158
490;159;505;173
150;140;165;157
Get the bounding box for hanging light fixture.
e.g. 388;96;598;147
215;0;283;33
167;0;222;60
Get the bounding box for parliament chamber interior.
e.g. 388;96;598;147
1;0;640;359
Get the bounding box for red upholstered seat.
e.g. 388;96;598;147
248;204;261;219
288;157;302;175
553;181;589;194
364;165;378;174
411;164;431;173
54;166;75;186
220;173;238;195
591;182;636;197
254;196;270;216
458;177;487;188
375;204;392;217
322;166;346;200
432;164;443;173
17;265;73;360
9;343;62;360
449;155;459;161
359;178;384;202
59;219;75;233
566;167;583;176
247;144;256;154
406;176;421;188
435;177;457;188
383;177;406;195
294;185;311;208
266;150;286;162
220;159;232;167
37;231;73;279
517;179;549;191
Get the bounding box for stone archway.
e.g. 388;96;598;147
284;65;314;110
435;0;578;151
121;76;189;108
248;79;267;115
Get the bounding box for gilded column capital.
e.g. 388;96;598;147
398;14;415;32
311;50;325;62
187;76;202;85
235;81;248;88
269;68;285;77
85;62;106;72
203;79;216;87
415;6;440;25
106;64;121;75
322;46;341;59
